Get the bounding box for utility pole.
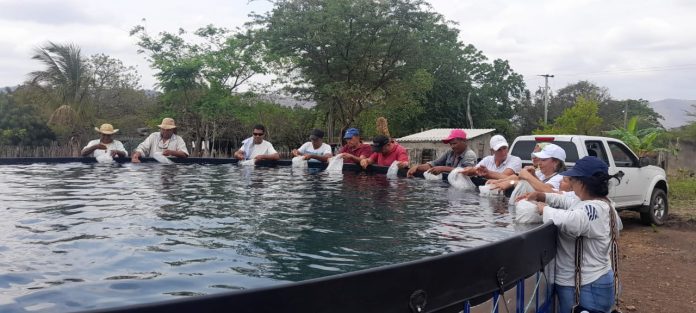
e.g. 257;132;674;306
539;74;554;124
624;101;628;129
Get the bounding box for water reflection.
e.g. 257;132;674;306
0;163;523;312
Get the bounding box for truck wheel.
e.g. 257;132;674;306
641;188;668;226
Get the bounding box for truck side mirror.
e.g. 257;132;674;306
639;157;653;167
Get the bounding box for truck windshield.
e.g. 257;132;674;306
511;140;580;163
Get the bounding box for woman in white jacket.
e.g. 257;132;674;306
520;156;621;313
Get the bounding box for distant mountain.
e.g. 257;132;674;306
0;85;19;93
649;99;696;129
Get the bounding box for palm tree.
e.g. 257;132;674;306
29;42;91;106
29;42;93;144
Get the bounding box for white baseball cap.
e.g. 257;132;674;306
533;143;566;162
490;135;509;151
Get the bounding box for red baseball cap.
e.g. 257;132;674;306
443;129;467;143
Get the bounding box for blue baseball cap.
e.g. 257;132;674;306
560;156;608;177
344;128;360;139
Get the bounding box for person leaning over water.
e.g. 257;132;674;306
487;143;566;193
336;128;371;164
360;135;409;169
519;156;622;313
81;123;128;158
407;129;477;177
131;118;189;163
233;124;280;161
458;134;521;180
292;129;333;163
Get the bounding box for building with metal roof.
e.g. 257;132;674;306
396;128;497;165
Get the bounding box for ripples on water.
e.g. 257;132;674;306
0;163;529;312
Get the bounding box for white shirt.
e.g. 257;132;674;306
537;172;563;191
298;142;332;162
135;132;189;157
477;154;522;173
542;193;621;286
240;140;278;160
82;139;128;157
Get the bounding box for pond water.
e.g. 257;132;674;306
0;163;525;312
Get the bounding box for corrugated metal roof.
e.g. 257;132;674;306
396;128;497;142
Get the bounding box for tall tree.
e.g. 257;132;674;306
535;96;603;135
29;42;91;108
130;24;266;153
547;81;610;123
255;0;440;137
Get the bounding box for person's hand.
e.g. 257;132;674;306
536;202;545;214
234;152;245;160
523;165;536;174
254;155;264;161
397;161;408;169
162;149;173;156
489;180;509;191
131;155;141;163
360;158;370;169
301;154;311;160
517;191;543;203
429;166;446;175
407;166;418;177
110;150;120;157
96;144;107;150
519;168;535;181
292;149;300;157
475;166;489;177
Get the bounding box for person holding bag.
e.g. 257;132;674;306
519;156;622;313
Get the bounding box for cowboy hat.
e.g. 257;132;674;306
95;123;119;135
158;118;177;129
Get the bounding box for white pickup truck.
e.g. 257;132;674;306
509;135;669;225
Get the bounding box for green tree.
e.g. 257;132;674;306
130;24;267;154
29;42;92;138
534;96;603;135
547;81;610;123
255;0;439;137
0;92;56;145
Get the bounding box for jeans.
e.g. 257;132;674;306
556;270;615;313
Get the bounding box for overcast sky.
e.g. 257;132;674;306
1;0;695;101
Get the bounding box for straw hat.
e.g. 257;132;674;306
158;118;177;129
95;123;119;135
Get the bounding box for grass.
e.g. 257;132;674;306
668;173;696;220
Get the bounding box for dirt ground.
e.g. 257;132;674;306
616;211;696;312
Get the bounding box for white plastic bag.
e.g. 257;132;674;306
386;161;400;179
152;152;174;164
514;200;543;224
447;168;475;190
240;159;256;166
478;184;497;196
422;171;443;181
508;180;535;206
325;155;344;172
95;153;114;164
292;156;308;168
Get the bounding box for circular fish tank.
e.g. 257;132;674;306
0;158;556;313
